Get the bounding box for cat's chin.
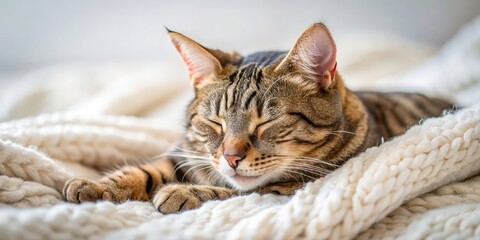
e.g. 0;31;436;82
226;173;275;191
215;158;278;190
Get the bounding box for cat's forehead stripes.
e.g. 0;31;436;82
223;63;263;112
227;63;263;85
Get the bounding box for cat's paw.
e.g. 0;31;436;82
153;185;203;214
63;178;115;203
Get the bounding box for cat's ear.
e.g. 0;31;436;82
167;29;223;86
275;23;337;90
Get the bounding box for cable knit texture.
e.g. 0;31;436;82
1;16;480;240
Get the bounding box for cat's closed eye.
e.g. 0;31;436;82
253;118;279;137
192;117;222;137
206;118;223;129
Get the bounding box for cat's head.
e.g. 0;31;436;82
169;23;366;191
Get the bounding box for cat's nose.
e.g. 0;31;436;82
222;136;248;169
223;153;245;169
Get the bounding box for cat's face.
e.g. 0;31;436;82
169;23;358;190
188;68;344;190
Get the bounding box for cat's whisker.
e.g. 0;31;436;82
158;152;210;158
262;78;283;100
277;158;337;168
277;159;333;173
171;160;209;176
150;149;209;159
278;169;303;185
206;167;225;186
325;132;344;142
284;162;332;174
172;161;193;175
286;167;325;179
190;165;214;179
164;143;210;155
186;167;210;183
167;156;210;162
173;160;197;169
274;155;339;167
181;164;212;182
330;130;358;135
280;169;315;182
286;165;331;175
268;157;333;176
169;151;210;157
287;171;308;185
205;167;216;185
173;159;209;170
285;161;332;170
173;160;210;176
151;153;210;161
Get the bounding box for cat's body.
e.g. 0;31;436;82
64;23;452;214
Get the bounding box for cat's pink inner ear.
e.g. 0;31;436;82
278;23;337;89
168;32;222;86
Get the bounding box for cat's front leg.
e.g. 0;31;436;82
64;159;175;203
153;184;236;214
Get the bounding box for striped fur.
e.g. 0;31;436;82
64;23;454;214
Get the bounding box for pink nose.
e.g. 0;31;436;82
222;136;248;169
224;154;244;169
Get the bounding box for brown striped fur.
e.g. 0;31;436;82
64;23;454;214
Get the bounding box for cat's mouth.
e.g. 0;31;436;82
215;157;274;190
231;174;259;182
227;173;272;191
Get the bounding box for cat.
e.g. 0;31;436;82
63;23;452;214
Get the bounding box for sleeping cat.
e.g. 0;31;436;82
63;23;452;214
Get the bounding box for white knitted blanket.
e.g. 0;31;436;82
1;17;480;239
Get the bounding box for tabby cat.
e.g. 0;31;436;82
64;23;452;214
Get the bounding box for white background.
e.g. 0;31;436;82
0;0;479;73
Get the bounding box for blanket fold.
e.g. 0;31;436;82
0;104;478;239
